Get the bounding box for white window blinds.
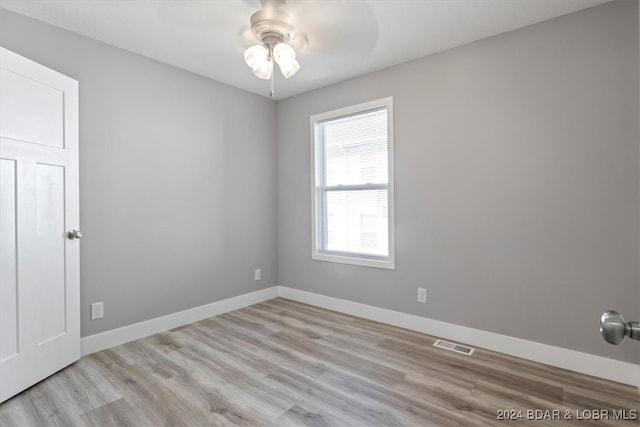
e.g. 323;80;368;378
323;109;388;186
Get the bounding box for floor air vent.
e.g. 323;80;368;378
433;339;475;356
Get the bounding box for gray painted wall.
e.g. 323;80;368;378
277;1;639;363
0;9;278;337
1;2;638;364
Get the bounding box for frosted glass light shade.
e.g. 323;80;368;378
278;58;300;78
273;43;299;78
273;43;296;65
253;59;273;80
244;44;272;79
244;44;268;68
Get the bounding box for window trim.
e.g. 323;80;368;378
310;97;395;270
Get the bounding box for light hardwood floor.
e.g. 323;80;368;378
0;298;638;426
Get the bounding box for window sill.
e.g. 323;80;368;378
312;252;395;270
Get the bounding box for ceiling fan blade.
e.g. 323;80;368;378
155;1;255;38
284;0;379;60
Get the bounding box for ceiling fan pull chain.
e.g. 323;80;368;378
270;65;275;98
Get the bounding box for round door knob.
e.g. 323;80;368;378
67;229;83;240
600;310;627;345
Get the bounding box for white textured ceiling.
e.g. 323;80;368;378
0;0;611;100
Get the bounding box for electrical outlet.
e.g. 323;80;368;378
417;288;427;304
91;302;104;320
254;268;261;281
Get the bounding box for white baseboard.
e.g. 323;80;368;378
278;286;640;388
81;286;278;356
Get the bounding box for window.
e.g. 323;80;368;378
311;97;395;269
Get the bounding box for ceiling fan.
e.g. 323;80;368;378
243;0;307;97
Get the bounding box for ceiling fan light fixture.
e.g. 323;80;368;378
244;44;273;80
244;44;268;69
252;57;273;80
278;57;300;78
273;42;299;78
273;42;295;65
243;0;306;94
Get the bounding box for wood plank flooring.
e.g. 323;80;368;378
0;298;638;426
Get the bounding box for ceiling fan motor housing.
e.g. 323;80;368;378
250;7;295;45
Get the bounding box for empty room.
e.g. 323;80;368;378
0;0;639;425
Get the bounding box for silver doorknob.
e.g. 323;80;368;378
600;310;640;344
67;229;82;240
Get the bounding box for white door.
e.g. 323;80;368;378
0;47;80;403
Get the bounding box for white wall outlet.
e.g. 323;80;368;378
91;302;104;320
254;268;261;281
417;288;427;304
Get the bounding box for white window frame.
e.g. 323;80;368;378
310;97;395;270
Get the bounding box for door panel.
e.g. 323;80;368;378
0;47;79;403
0;159;18;361
35;164;67;344
0;68;65;148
